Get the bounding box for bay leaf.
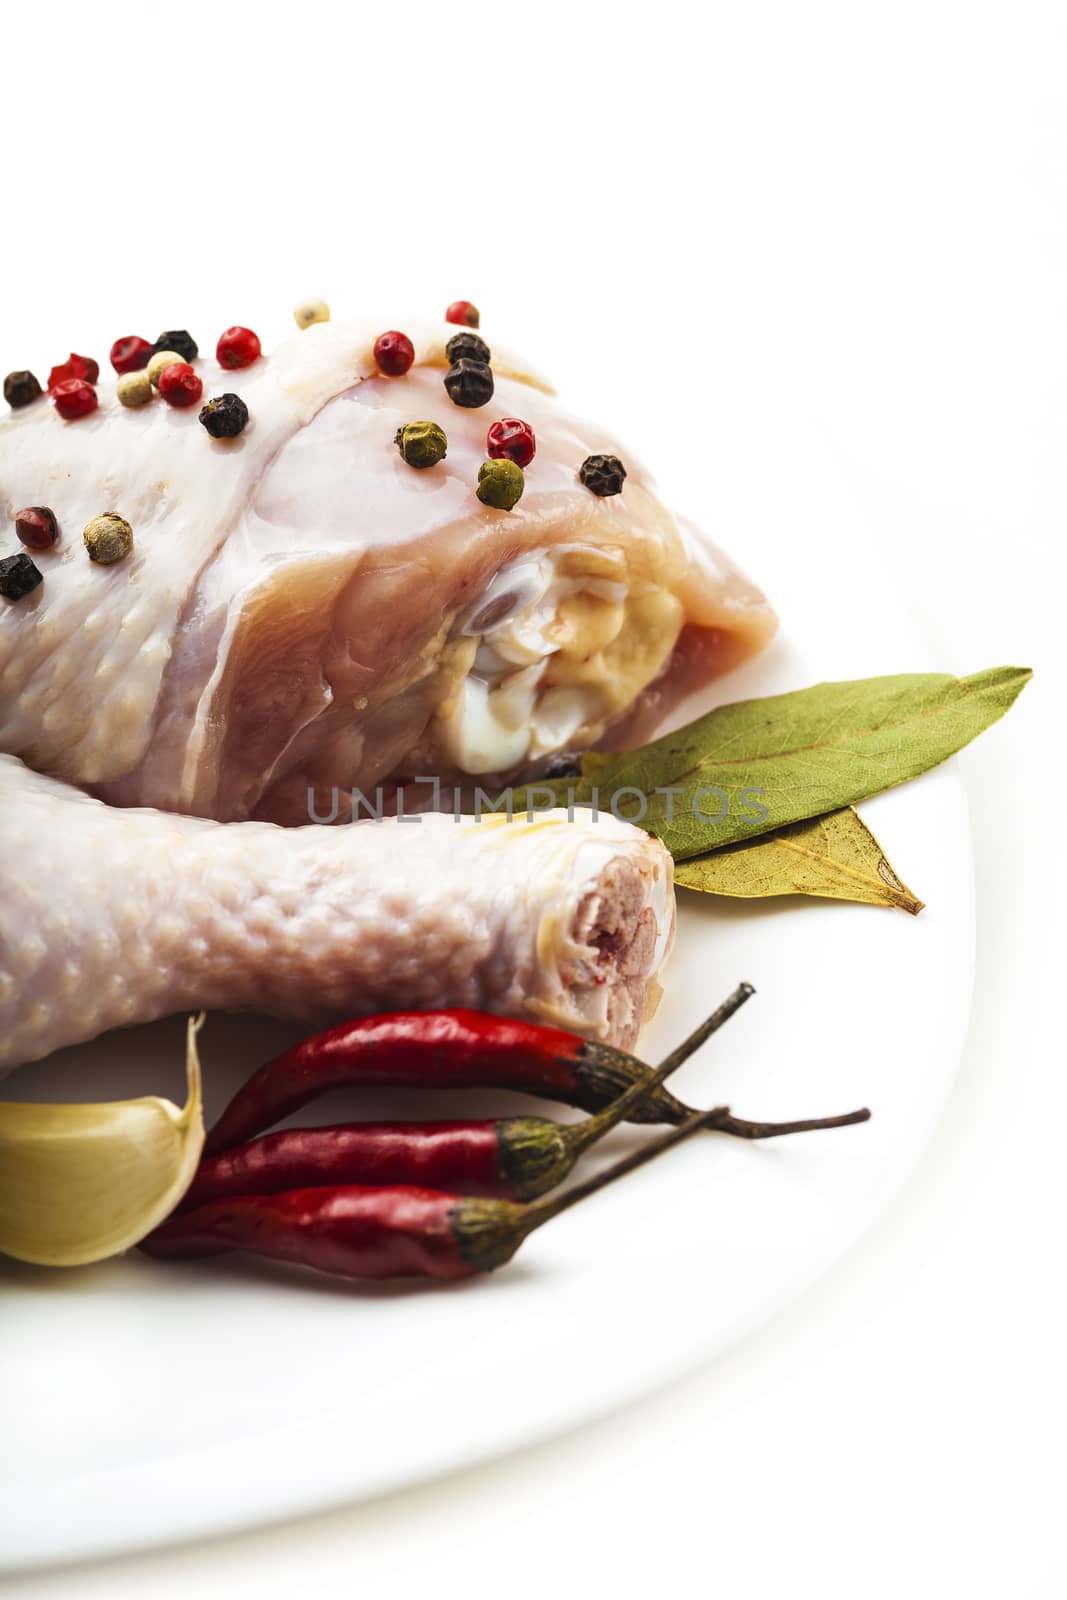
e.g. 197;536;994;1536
675;806;925;913
515;666;1030;860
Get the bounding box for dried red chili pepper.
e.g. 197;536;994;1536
205;1009;712;1156
186;1121;527;1208
187;986;757;1207
145;1099;871;1283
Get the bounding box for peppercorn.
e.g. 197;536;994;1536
394;420;448;469
476;459;525;512
444;359;494;409
53;379;99;421
446;300;480;328
158;363;203;409
293;297;330;330
487;417;536;468
48;353;99;391
0;552;44;601
216;326;262;369
83;513;133;564
373;330;415;376
152;330;198;363
200;393;249;439
14;507;59;550
110;336;153;374
578;453;627;497
117;371;153;408
445;331;490;366
4;370;43;409
146;350;183;389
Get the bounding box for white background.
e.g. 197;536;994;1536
3;3;1065;1597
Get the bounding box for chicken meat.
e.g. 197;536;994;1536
0;319;776;824
0;755;673;1071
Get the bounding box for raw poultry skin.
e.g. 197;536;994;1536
0;756;673;1071
0;320;776;824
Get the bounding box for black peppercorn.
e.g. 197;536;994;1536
199;393;250;439
578;453;627;497
153;330;199;363
444;359;495;409
4;370;43;409
0;552;44;601
445;331;491;366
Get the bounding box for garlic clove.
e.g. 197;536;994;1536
0;1016;205;1267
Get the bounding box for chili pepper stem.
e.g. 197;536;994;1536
519;1102;872;1241
564;982;755;1160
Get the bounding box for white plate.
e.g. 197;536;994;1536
0;438;974;1572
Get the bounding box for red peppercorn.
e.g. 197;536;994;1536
487;418;536;469
445;300;480;328
216;326;262;370
157;362;204;409
14;507;59;550
52;378;98;420
109;336;153;374
373;330;415;376
48;353;99;391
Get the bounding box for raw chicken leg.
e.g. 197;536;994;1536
0;319;776;823
0;756;673;1072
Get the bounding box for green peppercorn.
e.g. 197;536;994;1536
476;458;525;512
445;331;490;366
146;350;183;389
117;371;154;408
394;420;448;469
4;370;43;409
83;513;134;565
578;453;627;497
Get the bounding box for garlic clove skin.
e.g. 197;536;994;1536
0;1016;205;1267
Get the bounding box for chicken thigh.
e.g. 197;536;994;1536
0;320;775;823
